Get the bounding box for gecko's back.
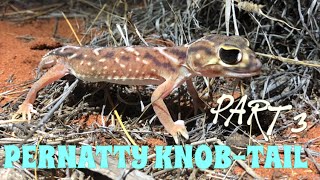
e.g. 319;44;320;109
40;45;188;85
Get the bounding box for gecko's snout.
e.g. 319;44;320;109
253;58;262;71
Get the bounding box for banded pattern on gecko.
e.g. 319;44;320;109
13;34;262;144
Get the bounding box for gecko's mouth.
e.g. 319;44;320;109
225;69;261;77
226;59;262;77
226;66;261;77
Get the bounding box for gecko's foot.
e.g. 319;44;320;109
170;120;189;144
12;103;38;122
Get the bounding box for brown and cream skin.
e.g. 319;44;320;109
13;34;261;144
186;35;261;78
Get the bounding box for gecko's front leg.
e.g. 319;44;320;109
12;63;70;121
151;76;189;144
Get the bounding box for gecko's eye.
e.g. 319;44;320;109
218;47;242;65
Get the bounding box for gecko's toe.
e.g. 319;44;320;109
172;135;180;145
13;103;38;122
22;113;27;121
172;120;189;144
11;113;19;121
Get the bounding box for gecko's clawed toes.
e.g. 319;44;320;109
12;103;38;122
171;120;189;144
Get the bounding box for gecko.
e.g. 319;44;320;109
12;34;261;144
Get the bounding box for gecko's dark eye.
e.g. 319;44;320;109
219;47;242;65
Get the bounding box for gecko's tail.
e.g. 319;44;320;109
36;45;80;78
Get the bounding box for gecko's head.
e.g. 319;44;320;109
186;35;261;78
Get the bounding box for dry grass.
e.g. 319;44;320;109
0;0;319;179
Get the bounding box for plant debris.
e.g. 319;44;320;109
0;0;319;179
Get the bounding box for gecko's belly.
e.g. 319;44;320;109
76;74;163;85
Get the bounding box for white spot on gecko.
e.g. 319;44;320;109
84;54;88;58
125;47;134;52
157;47;180;64
43;59;55;65
136;57;140;61
87;62;92;66
103;66;108;70
120;64;126;68
80;61;84;65
93;47;104;56
115;57;120;63
125;47;140;56
67;54;77;59
113;70;117;73
142;59;150;65
195;54;201;59
91;67;95;71
99;58;107;62
60;46;80;52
